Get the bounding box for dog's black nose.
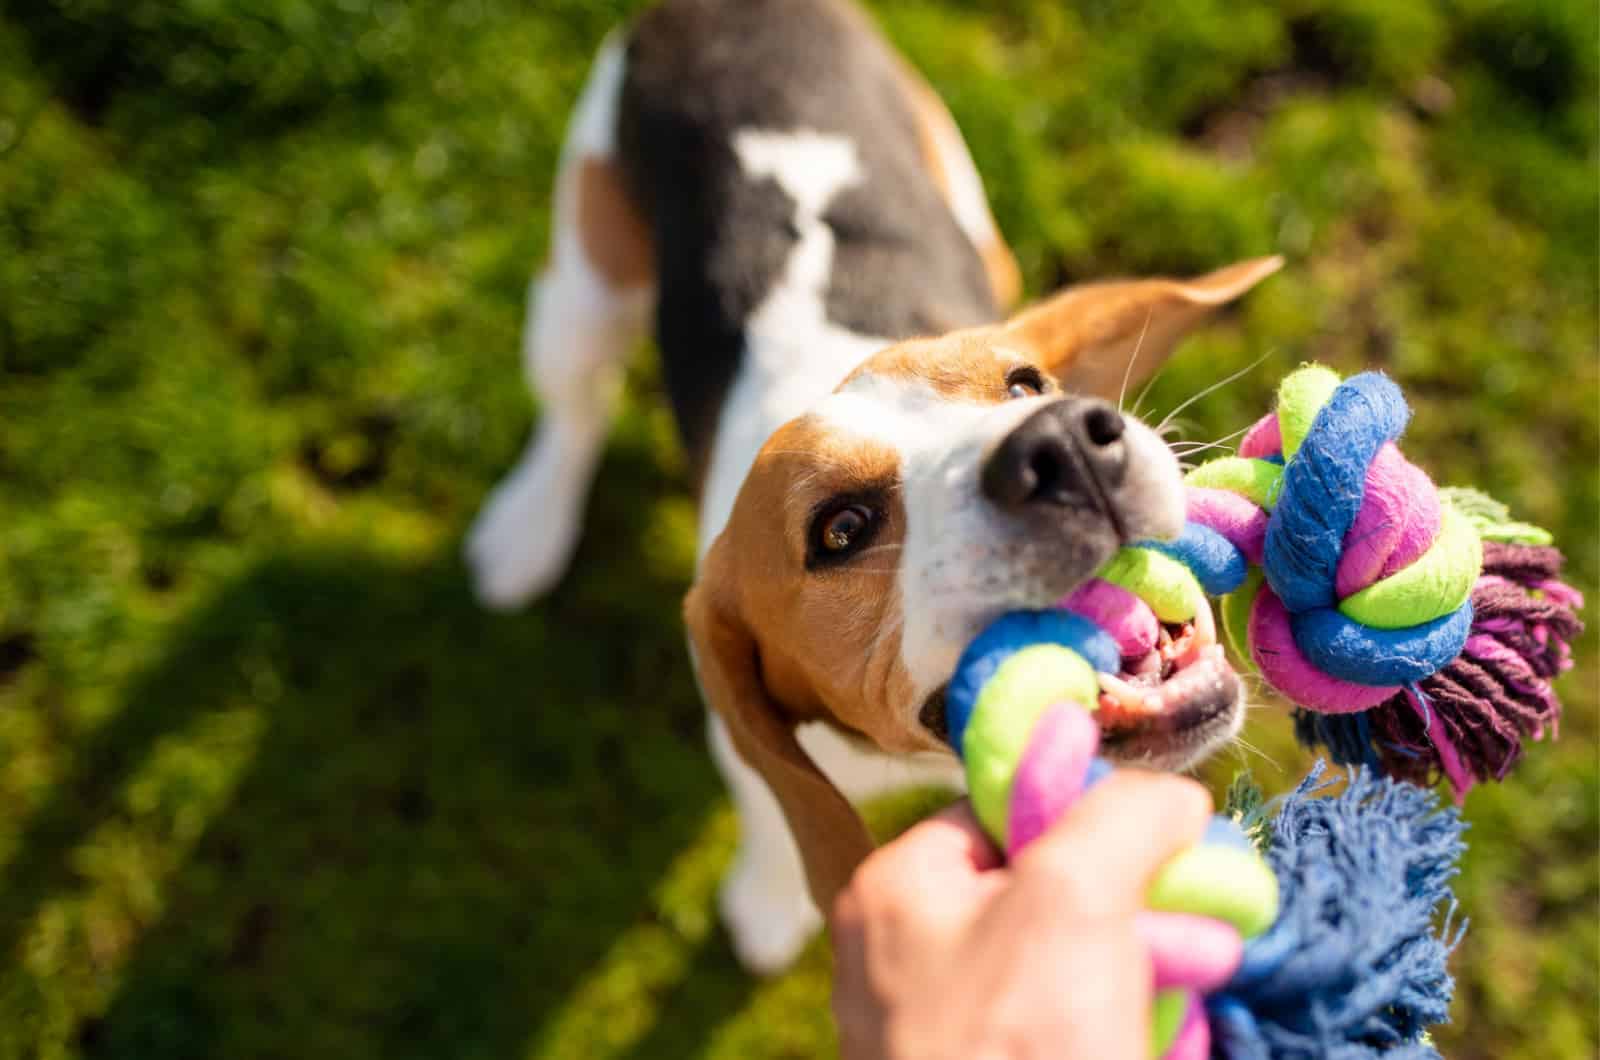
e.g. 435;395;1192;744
981;398;1127;510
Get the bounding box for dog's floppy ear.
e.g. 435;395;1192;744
684;571;874;912
1002;256;1283;399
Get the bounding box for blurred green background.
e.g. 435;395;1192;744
0;0;1594;1057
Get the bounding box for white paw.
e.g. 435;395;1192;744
465;450;583;610
719;857;823;976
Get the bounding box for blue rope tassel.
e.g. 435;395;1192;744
1210;764;1465;1058
1292;710;1381;772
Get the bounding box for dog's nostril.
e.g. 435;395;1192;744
982;400;1118;509
1026;445;1063;499
1084;405;1124;447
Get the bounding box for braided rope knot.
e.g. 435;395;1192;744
1187;366;1479;709
1177;365;1582;794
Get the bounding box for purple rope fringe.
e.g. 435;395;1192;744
1367;543;1583;792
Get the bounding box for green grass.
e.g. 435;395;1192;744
0;1;1594;1057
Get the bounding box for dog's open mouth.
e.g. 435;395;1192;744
1094;611;1241;753
920;601;1243;764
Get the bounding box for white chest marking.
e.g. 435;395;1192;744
697;130;893;558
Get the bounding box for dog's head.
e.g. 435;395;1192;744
686;257;1281;907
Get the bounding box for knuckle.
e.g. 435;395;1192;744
854;819;938;893
832;885;863;930
850;849;895;896
847;848;909;914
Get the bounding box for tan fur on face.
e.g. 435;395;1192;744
709;416;926;752
840;330;1037;402
687;412;925;909
1005;256;1284;397
836;256;1287;402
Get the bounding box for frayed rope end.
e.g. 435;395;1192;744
1210;763;1466;1058
1295;542;1583;796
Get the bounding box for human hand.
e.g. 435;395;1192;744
830;770;1213;1060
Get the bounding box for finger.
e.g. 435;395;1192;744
830;888;876;1057
832;799;1006;942
861;799;1005;893
912;799;1008;873
1015;769;1213;915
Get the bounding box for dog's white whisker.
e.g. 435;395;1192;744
1117;308;1156;413
1128;340;1179;421
866;607;905;659
1227;731;1280;770
1170;439;1248;464
1155;352;1271;435
1169;424;1250;458
1171;445;1230;463
1159;419;1202;446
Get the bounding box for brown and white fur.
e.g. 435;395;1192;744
466;0;1280;974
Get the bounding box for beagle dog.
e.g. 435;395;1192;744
467;0;1281;973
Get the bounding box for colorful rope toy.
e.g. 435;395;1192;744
941;364;1580;1056
946;612;1466;1057
1180;365;1581;794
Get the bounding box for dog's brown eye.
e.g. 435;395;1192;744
821;505;871;552
1006;367;1045;399
807;495;885;569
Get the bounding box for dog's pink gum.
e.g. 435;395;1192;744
1060;579;1159;659
1138;911;1245;992
1248;588;1397;713
1006;704;1099;857
1185;486;1269;566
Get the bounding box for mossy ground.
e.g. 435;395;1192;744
1;1;1594;1057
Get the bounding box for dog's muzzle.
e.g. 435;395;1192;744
980;397;1129;537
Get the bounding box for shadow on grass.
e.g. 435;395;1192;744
0;441;770;1058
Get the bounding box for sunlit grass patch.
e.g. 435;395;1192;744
0;1;1593;1058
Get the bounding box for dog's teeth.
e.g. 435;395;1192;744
1098;672;1163;717
1101;642;1238;731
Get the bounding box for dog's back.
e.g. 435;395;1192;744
618;0;1000;467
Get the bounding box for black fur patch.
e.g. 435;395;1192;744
617;0;998;471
